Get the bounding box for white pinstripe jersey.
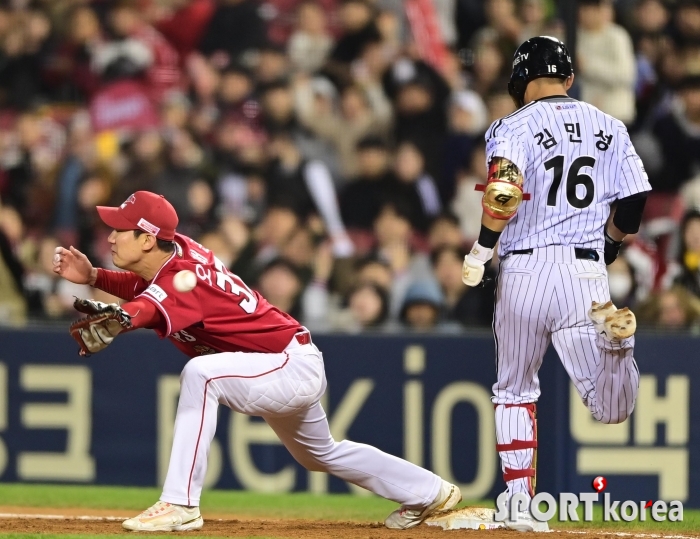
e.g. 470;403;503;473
485;96;651;256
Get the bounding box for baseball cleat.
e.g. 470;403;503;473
122;501;203;532
384;480;462;529
588;301;636;340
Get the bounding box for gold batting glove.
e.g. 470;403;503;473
463;242;494;287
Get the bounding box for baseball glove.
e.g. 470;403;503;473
70;298;132;356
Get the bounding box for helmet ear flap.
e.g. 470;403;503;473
508;79;526;108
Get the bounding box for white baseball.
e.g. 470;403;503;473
173;270;197;292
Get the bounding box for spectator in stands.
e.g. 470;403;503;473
355;256;393;290
345;282;390;329
288;1;334;74
104;0;182;103
265;130;353;257
577;0;636;124
217;66;256;118
485;87;517;124
329;0;381;66
255;43;292;84
23;235;90;320
519;0;561;42
0;210;26;325
255;257;303;320
0;7;52;109
669;209;700;298
431;245;494;327
638;286;700;330
631;0;672;122
607;254;638;308
153;0;216;60
649;75;700;194
400;279;445;331
427;212;464;250
469;33;506;98
114;130;166;202
383;58;451;182
43;4;103;102
340;136;393;231
443;89;487;201
469;0;521;60
199;0;268;63
388;141;442;233
372;202;433;318
296;78;390;178
451;140;487;243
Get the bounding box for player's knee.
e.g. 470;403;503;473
181;357;211;384
293;444;337;472
595;406;633;425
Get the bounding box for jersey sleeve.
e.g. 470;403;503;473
135;270;204;337
94;269;145;301
615;125;652;199
485;120;528;174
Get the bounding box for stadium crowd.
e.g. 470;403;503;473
1;0;700;332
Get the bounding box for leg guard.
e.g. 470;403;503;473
495;403;538;498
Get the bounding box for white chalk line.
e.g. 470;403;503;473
0;513;696;537
0;513;127;521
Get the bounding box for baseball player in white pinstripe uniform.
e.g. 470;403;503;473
462;36;651;531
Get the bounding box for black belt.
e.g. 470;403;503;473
510;248;599;262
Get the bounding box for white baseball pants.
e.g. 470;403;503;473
492;246;640;499
160;335;441;507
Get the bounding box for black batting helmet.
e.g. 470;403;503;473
508;36;573;107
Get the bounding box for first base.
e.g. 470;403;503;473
425;507;550;532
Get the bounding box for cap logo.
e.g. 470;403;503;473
120;194;136;209
137;218;161;236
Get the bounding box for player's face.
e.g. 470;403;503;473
108;229;147;269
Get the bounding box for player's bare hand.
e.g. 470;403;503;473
53;246;97;285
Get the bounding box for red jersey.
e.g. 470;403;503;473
96;233;303;357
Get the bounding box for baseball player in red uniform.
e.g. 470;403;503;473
53;191;460;532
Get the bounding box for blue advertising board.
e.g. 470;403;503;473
0;328;695;506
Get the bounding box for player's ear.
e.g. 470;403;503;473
564;73;575;91
141;233;157;252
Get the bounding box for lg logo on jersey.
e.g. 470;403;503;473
495;479;684;523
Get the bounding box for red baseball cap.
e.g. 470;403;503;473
97;191;179;241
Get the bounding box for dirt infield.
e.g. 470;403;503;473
0;507;695;539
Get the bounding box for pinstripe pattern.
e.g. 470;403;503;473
485;97;651;256
487;97;646;503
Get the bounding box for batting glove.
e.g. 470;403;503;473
463;242;494;287
604;230;623;265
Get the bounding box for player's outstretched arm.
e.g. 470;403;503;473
53;246;97;285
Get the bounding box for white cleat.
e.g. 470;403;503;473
385;480;462;529
122;501;203;532
505;510;536;532
588;300;636;340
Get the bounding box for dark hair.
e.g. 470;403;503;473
133;230;176;253
354;255;391;273
346;282;389;328
430;244;465;267
429;211;460;230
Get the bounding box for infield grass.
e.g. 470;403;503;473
0;484;697;534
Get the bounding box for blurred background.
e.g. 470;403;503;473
0;0;699;335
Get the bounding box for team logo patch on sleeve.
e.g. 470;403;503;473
145;284;168;302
